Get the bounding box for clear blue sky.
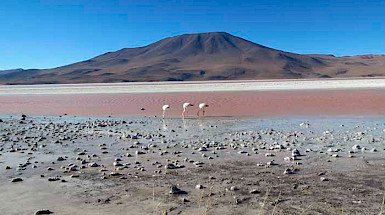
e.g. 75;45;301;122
1;0;384;70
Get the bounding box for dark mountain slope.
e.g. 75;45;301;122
1;32;385;84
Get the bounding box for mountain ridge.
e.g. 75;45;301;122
1;32;385;85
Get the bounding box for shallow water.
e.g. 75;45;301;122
1;89;385;118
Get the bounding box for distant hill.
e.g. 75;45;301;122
0;68;25;75
1;32;385;85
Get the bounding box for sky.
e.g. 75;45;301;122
1;0;385;70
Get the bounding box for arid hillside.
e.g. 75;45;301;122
1;32;385;84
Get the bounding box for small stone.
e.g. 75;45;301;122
57;156;65;161
249;189;260;194
69;166;78;171
34;209;53;215
165;164;177;170
135;150;146;155
88;162;99;167
113;161;123;167
198;147;207;152
283;168;294;174
320;177;328;182
230;186;238;191
195;184;204;189
169;185;183;194
235;198;241;205
267;160;277;166
292;149;301;156
109;172;122;176
11;178;23;183
48;177;60;181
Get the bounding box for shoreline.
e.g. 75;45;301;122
1;116;384;214
1;78;385;95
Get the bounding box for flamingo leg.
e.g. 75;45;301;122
197;109;200;117
202;109;205;116
162;110;166;118
182;107;186;117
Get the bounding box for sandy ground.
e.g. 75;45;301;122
0;116;385;215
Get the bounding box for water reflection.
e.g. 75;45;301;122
162;119;168;131
182;117;189;129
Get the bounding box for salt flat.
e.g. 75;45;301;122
1;78;385;95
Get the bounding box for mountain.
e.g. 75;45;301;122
0;68;25;75
1;32;385;85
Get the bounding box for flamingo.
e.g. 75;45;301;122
162;105;170;118
197;103;209;117
182;103;194;118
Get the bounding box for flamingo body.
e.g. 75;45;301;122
182;102;194;117
197;103;209;117
162;105;170;118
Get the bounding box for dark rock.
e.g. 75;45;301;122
34;209;53;215
11;178;23;183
